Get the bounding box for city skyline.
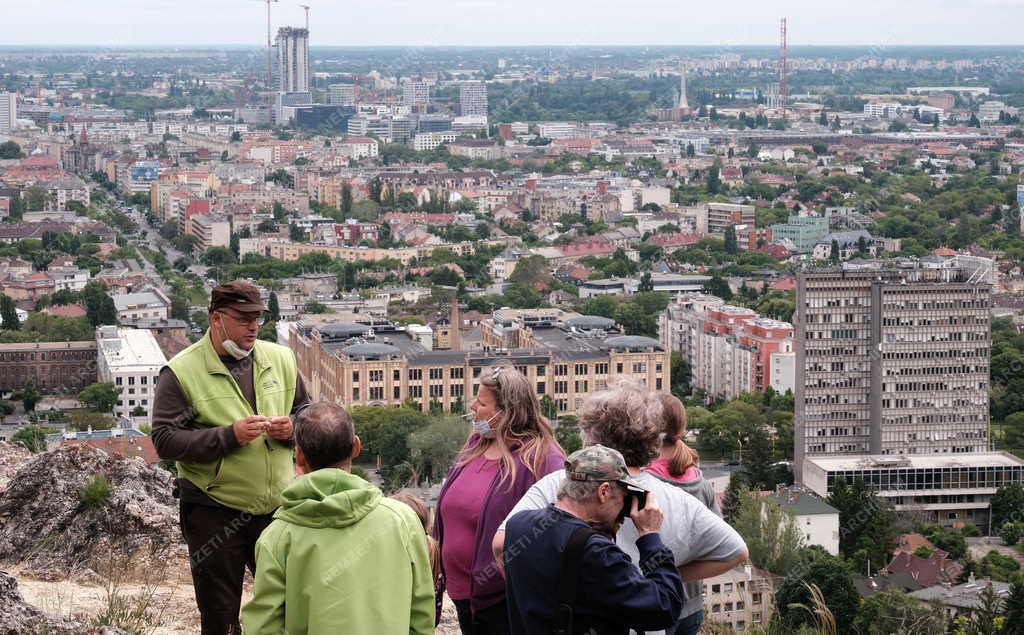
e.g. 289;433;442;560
4;0;1024;47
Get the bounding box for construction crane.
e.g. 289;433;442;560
299;4;310;31
246;0;279;122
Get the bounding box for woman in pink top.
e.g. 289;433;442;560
643;393;718;635
435;365;564;635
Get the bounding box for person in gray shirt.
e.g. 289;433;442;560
493;381;748;635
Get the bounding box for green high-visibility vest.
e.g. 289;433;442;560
166;332;297;515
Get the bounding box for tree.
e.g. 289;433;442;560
289;223;305;242
540;394;558;419
968;581;1006;635
733;487;805;575
991;483;1024;533
554;418;582;454
724;225;738;254
582;295;618;319
1001;521;1024;546
341;184;353;216
830;238;841;264
81;281;117;327
922;524;968;560
507;254;550;288
669;352;691;400
614;301;657;337
1005;579;1024;635
638;272;653;293
20;381;41;412
12;425;48;453
268;292;281;322
775;550;859;632
722;472;748;523
818;110;829;126
78;382;120;413
23;186;50;212
0;140;24;159
0;294;20;331
202;247;236;266
702;274;733;300
742;427;780;490
68;411;115;432
407;416;468;484
827;476;898;572
706;160;722;194
852;590;947;635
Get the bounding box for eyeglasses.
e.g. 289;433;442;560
219;311;266;326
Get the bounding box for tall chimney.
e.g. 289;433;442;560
450;301;461;350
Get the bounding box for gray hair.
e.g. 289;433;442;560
295;401;356;470
579;379;664;468
557;477;602;503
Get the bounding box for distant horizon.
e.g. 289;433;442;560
5;0;1024;49
1;43;1023;50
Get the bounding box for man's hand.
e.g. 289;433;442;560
630;491;663;537
266;416;293;441
233;415;270;445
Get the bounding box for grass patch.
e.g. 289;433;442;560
79;474;112;510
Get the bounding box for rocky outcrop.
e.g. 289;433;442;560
0;441;31;491
0;570;129;634
0;444;186;581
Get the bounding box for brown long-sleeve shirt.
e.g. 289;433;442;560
151;352;311;505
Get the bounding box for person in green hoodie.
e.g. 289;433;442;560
242;401;436;635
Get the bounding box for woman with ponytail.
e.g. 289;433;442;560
643;393;718;635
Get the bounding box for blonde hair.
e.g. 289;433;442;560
456;364;561;489
391;493;440;585
579;380;664;467
658;393;700;477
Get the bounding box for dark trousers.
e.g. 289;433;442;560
454;598;512;635
666;610;704;635
179;500;274;635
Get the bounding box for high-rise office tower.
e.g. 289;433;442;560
459;80;488;118
276;27;310;94
0;92;16;134
401;78;429;112
794;258;993;483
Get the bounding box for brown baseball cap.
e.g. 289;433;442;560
209;280;268;313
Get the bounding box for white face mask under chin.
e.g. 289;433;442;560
219;320;253;360
471;410;502;438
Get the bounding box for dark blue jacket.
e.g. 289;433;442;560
503;505;684;635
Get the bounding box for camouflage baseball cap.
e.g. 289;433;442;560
565;445;649;491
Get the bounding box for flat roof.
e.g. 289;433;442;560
98;328;167;369
807;452;1024;471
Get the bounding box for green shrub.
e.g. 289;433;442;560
80;474;112;509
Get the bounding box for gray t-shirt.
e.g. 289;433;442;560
499;469;746;622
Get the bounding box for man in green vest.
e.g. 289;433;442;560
152;279;310;635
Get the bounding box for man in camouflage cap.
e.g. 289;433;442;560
502;445;683;634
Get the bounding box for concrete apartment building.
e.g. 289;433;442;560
112;289;171;322
0;341;97;394
660;293;795;401
189;214;231;250
794;257;1024;526
459;81;488;118
289;310;670;416
96;326;167;425
0;92;15;134
706;202;756;235
702;564;776;632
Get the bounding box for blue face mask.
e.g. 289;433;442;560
472;410;502;438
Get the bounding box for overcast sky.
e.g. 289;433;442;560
4;0;1024;47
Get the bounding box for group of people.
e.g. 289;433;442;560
153;279;748;635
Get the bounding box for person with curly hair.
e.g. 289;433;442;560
493;381;747;635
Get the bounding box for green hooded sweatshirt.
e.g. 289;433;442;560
241;468;435;635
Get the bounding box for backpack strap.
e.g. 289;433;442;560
554;524;596;635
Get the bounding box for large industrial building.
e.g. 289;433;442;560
289;309;670;416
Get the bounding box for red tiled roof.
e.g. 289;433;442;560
43;303;87;318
